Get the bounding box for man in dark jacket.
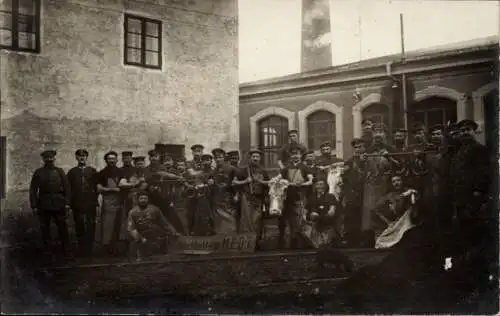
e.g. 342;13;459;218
67;149;98;256
29;150;71;256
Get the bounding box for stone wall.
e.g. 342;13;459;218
0;0;238;209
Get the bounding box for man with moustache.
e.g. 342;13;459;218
67;149;98;257
127;191;180;260
279;146;313;249
316;141;343;180
342;138;368;246
278;130;307;170
30;150;71;257
96;151;123;254
361;119;374;147
187;144;204;172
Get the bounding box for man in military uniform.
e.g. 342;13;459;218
279;146;313;249
187;144;204;172
29;150;71;256
277;130;307;169
342;138;368;246
67;149;98;257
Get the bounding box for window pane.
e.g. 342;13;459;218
0;28;11;46
0;11;11;29
145;51;159;66
19;0;35;15
146;21;159;37
127;33;141;48
18;31;35;49
126;48;141;63
0;0;13;11
145;36;158;51
127;17;141;34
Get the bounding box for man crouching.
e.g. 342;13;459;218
127;190;181;260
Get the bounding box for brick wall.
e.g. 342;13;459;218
0;0;238;210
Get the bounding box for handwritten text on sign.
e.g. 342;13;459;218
174;234;257;254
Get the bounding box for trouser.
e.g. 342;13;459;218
187;198;197;234
278;199;303;249
72;205;97;255
343;202;362;246
38;210;70;255
129;237;167;258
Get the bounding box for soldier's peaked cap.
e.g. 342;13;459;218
75;149;89;156
191;144;204;150
211;148;226;156
248;149;263;156
350;138;366;147
227;150;240;156
41;150;56;158
457;119;478;131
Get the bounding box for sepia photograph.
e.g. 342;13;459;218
0;0;498;314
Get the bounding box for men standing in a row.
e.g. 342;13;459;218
67;149;98;257
278;130;307;169
30;150;71;256
96;151;123;254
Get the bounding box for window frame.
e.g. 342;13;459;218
258;115;288;170
306;110;336;153
123;13;162;70
0;0;41;53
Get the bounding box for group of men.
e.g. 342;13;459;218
28;117;492;259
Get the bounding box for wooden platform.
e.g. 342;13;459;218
33;248;392;300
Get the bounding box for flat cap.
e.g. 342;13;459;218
75;149;89;156
191;144;204;151
104;151;118;160
287;129;299;135
175;157;187;163
211;148;226;156
248;149;263;156
148;149;159;156
457;119;478;131
133;156;146;162
121;151;133;157
201;153;213;161
41;150;56;158
393;128;407;134
226;150;240;157
136;190;150;198
411;122;426;133
350;138;366;147
320;141;332;149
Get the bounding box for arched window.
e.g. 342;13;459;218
362;103;390;130
409;96;457;135
307;110;336;151
259;115;288;168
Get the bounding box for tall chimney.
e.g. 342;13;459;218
301;0;332;72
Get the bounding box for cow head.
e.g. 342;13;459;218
268;175;289;216
327;162;346;200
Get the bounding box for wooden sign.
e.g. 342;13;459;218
172;233;257;255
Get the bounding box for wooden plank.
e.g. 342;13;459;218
172;233;257;255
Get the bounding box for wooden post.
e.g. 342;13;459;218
400;13;408;133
